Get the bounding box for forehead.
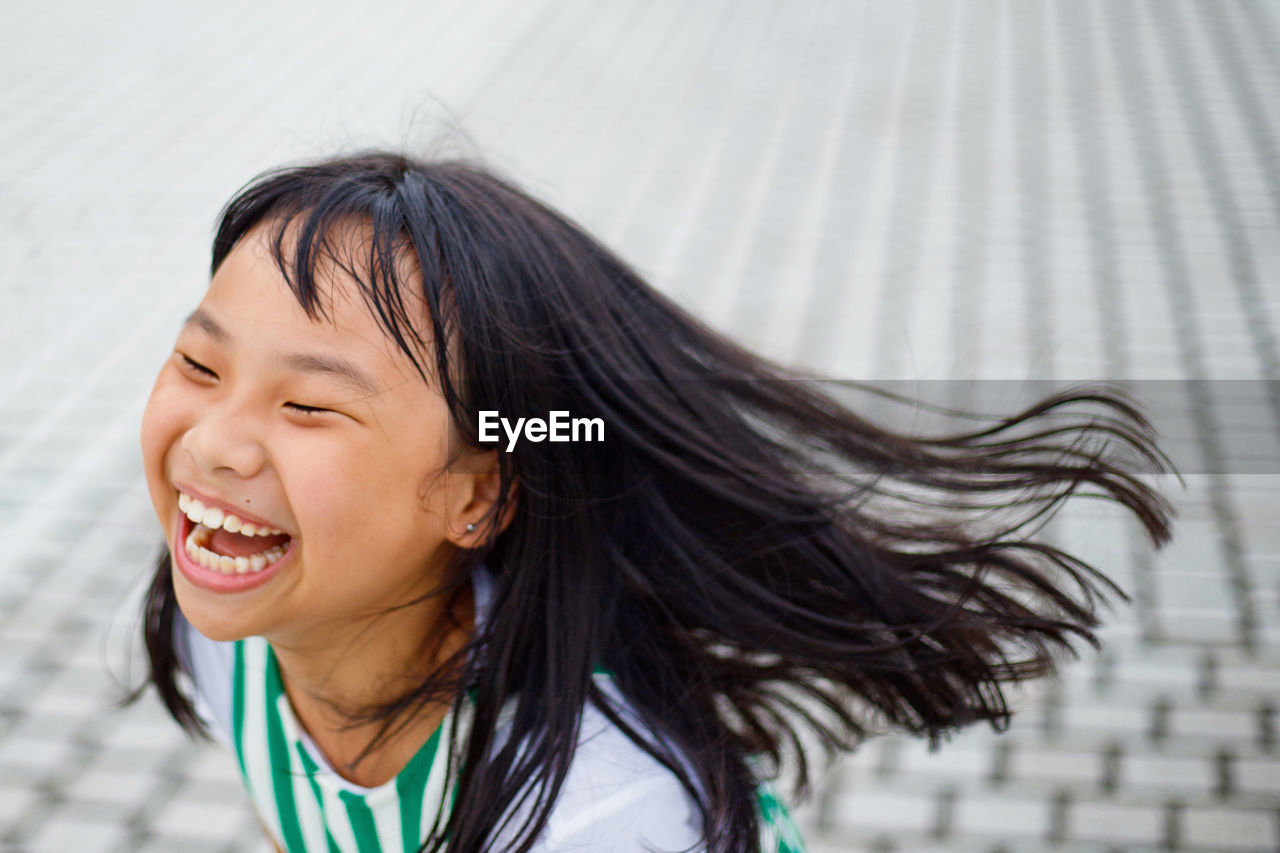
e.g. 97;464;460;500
198;223;434;385
255;217;428;319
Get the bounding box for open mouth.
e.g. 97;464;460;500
178;491;292;576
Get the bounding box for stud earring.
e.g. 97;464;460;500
465;523;476;533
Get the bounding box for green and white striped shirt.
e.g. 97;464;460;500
180;570;807;851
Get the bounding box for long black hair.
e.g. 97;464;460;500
136;151;1177;852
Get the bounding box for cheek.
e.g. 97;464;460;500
140;379;187;524
140;380;182;480
288;438;446;552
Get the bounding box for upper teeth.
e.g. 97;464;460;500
178;492;284;537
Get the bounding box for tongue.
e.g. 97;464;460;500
209;527;291;558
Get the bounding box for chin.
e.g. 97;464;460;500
172;575;259;643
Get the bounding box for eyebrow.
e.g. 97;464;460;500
185;308;228;342
183;309;382;399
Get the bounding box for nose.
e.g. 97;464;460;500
179;398;268;479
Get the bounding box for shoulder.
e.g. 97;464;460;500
174;611;237;745
522;676;705;853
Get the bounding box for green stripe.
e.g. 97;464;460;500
295;744;343;853
231;641;247;773
756;784;807;853
263;649;308;852
395;732;436;852
396;772;423;852
398;723;442;786
338;789;382;852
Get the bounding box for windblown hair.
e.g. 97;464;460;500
137;151;1176;852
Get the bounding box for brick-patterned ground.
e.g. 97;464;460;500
1;1;1278;850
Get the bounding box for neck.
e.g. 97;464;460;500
268;581;475;788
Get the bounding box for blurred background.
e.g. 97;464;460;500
1;0;1278;850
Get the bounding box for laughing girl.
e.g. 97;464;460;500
136;152;1176;852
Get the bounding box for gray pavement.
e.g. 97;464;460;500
2;0;1279;850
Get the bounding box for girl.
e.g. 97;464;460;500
135;151;1176;852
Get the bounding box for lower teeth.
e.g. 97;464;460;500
185;524;286;575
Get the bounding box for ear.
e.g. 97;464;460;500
443;449;517;547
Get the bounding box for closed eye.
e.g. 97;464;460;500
285;403;334;416
180;354;217;379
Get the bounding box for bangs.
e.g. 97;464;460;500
212;155;459;393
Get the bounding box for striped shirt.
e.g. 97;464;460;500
179;569;807;851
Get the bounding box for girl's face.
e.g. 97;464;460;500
141;225;478;646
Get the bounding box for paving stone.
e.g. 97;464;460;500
1234;757;1280;797
1159;612;1245;645
130;836;236;853
896;737;994;780
230;827;279;853
827;789;938;835
1007;745;1103;787
0;731;78;774
1154;571;1237;614
84;743;177;776
149;799;258;841
177;777;255;806
1122;752;1217;795
1110;658;1202;694
1258;623;1280;655
26;685;115;719
97;713;189;753
951;793;1052;840
1059;701;1150;736
62;767;157;807
1067;800;1165;846
1181;806;1279;851
22;816;129;853
1170;707;1261;743
181;743;246;785
4;710;84;743
0;779;41;824
1217;663;1280;695
58;797;140;825
802;840;877;853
